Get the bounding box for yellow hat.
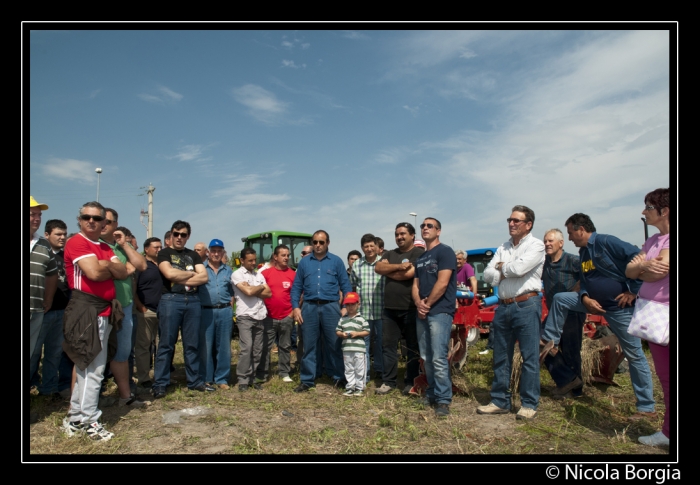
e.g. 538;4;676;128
30;196;49;210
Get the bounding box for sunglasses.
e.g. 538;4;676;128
301;251;310;255
644;205;656;211
79;214;105;222
172;231;189;238
506;218;527;224
312;240;326;246
420;223;436;229
104;219;116;225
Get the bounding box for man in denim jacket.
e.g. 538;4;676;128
556;213;655;421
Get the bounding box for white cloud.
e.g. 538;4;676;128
281;40;293;49
301;43;310;49
169;144;207;162
342;31;370;41
41;158;98;184
281;60;302;69
231;84;289;125
138;93;163;103
138;85;183;104
211;173;291;207
403;105;419;116
374;147;409;165
157;85;183;101
89;89;101;99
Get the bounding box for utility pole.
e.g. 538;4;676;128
140;184;156;238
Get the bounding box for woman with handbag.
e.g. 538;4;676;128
625;188;670;447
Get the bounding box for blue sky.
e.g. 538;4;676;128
27;28;673;264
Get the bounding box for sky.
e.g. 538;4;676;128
26;27;674;265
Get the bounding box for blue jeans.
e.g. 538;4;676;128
199;306;233;384
29;309;65;394
491;295;542;410
154;293;203;389
299;301;343;386
29;312;43;360
364;318;383;382
542;292;579;345
601;306;655;412
112;303;134;362
416;313;453;405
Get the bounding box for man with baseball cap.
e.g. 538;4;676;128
29;196;57;360
199;238;234;389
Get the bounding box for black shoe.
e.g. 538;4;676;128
30;412;38;424
374;372;383;380
294;383;315;393
253;383;263;390
192;384;216;393
239;384;249;392
140;380;153;388
333;379;347;388
401;384;413;396
435;403;450;418
152;387;166;399
420;396;436;408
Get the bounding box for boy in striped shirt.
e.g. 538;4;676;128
335;292;370;396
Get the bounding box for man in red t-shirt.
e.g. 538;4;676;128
62;201;127;441
259;245;296;383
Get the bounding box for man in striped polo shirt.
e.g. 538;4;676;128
29;196;57;360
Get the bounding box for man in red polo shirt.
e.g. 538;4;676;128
62;201;127;441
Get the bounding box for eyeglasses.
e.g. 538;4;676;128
104;219;116;225
301;251;310;255
420;223;436;229
507;218;527;224
172;231;189;238
644;205;656;211
312;240;326;246
79;214;105;222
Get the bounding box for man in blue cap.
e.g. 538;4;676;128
199;239;235;389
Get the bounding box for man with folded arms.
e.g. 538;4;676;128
478;205;544;420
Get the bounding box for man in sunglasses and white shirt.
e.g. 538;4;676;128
478;205;545;421
291;230;352;392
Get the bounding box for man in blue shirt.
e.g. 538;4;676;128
563;213;654;420
291;230;352;392
198;239;234;389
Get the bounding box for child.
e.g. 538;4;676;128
335;292;370;396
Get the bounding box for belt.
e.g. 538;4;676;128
307;299;335;305
202;303;231;309
499;291;539;305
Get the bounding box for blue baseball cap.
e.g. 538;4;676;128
208;238;225;248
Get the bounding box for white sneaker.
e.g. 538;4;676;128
62;417;85;437
343;389;354;397
476;402;509;415
516;406;538;420
84;421;114;441
478;349;490;355
639;431;669;447
282;376;294;383
375;384;394;395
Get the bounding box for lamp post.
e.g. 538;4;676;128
409;212;417;229
95;168;102;202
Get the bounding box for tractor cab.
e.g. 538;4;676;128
465;247;498;299
241;231;313;269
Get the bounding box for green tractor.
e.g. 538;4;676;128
239;231;313;269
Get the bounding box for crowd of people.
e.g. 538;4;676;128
27;190;670;448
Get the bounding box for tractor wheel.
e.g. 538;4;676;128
466;326;480;346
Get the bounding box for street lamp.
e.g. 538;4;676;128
409;212;417;229
95;168;102;202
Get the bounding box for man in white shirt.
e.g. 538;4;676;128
232;247;271;391
477;205;545;420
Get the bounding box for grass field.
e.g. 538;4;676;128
26;336;669;458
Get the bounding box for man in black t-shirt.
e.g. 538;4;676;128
374;222;424;395
152;220;213;398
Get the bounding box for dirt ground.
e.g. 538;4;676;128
26;341;671;459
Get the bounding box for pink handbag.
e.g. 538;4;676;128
627;297;669;346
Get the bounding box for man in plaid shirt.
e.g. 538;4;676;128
350;234;384;383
